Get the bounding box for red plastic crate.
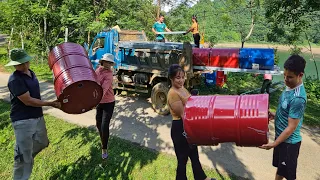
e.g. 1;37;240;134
192;48;210;66
209;48;240;68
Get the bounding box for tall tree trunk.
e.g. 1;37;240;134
305;32;319;80
65;28;68;42
7;27;14;55
87;31;90;45
44;0;51;52
20;32;24;49
157;0;161;19
241;1;255;48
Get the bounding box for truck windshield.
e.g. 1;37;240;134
92;38;105;53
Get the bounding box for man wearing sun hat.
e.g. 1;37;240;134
6;48;61;180
95;53;116;160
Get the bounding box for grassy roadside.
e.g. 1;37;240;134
0;100;235;180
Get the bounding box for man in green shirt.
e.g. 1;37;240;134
260;55;307;180
152;14;171;42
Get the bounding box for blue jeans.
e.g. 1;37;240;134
12;116;49;180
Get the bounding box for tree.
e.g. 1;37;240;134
264;0;320;79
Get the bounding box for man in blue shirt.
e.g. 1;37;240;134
6;48;61;180
152;14;171;42
260;55;307;180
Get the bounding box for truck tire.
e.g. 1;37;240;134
151;82;170;115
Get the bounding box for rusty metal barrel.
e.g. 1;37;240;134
48;42;103;114
183;94;269;147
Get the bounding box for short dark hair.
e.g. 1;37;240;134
284;55;306;75
159;14;164;18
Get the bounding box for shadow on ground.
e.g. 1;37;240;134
48;126;159;180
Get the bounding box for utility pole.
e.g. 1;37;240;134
157;0;161;19
200;10;206;46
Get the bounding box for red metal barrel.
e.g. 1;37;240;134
48;42;103;114
48;42;88;69
209;48;239;68
183;94;269;147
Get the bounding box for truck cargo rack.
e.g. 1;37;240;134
193;65;284;75
118;41;185;51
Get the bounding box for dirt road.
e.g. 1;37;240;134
0;72;319;180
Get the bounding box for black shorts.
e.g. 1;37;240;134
272;141;301;180
156;38;165;42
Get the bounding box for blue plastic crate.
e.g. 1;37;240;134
205;72;216;85
239;48;274;70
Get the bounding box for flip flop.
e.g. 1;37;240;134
102;152;108;159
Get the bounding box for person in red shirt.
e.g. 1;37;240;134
95;53;116;159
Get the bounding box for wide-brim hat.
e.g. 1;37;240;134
99;53;115;64
5;48;32;66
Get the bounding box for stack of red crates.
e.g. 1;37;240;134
192;48;240;68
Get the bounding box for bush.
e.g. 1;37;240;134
304;76;320;103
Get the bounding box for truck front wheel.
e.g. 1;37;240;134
151;82;170;115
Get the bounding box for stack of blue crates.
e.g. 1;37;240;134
239;48;274;70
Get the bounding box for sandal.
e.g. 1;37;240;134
102;152;108;159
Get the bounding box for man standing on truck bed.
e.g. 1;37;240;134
152;14;171;42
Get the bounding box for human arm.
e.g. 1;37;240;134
168;90;184;118
8;78;60;108
184;26;194;35
152;27;158;34
18;92;60;108
268;110;275;122
169;100;184;119
183;23;196;35
164;23;171;32
260;98;306;150
168;90;190;118
100;75;113;97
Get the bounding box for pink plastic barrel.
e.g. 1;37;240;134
183;94;269;147
48;42;103;114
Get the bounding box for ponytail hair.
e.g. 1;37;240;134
192;15;198;23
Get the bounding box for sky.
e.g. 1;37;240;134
156;0;199;12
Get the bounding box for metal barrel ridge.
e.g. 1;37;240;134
48;42;103;114
183;94;269;147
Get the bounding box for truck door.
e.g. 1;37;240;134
89;37;105;69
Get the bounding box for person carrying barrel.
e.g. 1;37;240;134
260;55;307;180
167;64;215;180
183;15;201;48
95;53;116;159
6;48;61;180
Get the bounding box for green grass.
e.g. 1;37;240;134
0;100;235;180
